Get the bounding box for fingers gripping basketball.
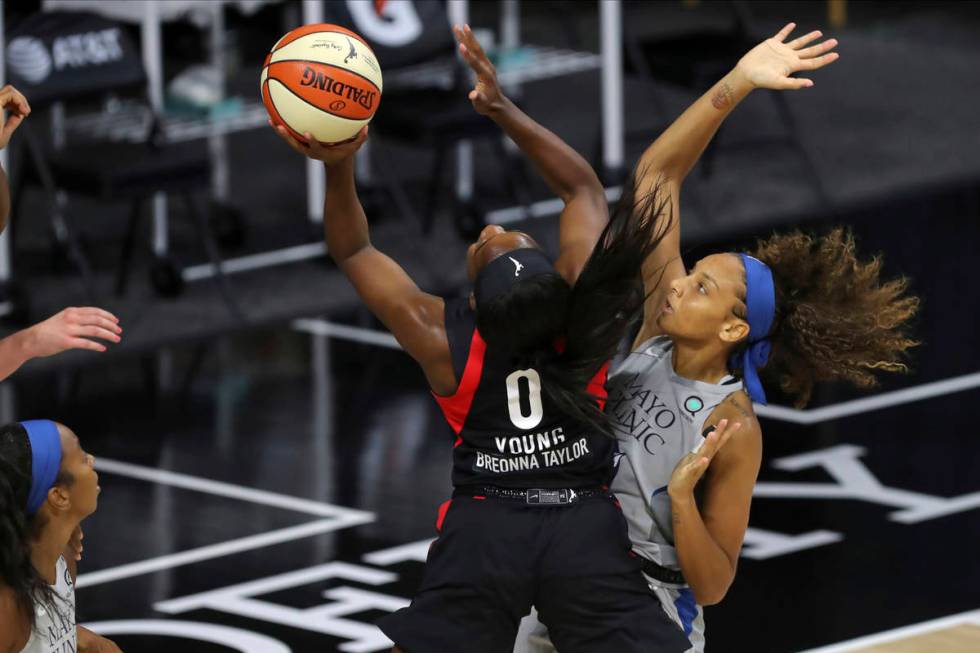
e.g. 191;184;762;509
261;24;383;145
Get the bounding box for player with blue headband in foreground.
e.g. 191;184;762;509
0;420;122;653
519;22;919;653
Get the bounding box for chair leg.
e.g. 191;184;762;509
7;159;28;253
115;199;143;296
21;128;99;301
492;139;534;214
51;196;99;303
177;342;209;405
424;144;449;234
179;192;246;322
369;138;421;227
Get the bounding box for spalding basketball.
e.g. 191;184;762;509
261;24;383;144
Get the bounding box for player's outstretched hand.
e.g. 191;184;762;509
453;23;506;115
736;22;839;90
26;307;122;357
271;122;368;167
668;419;740;499
0;85;29;150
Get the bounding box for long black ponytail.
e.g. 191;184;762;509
0;423;39;627
0;422;70;631
476;180;673;434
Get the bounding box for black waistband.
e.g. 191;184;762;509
454;485;610;505
639;555;686;585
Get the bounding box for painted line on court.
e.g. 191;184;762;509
753;370;980;424
77;519;348;589
291;320;980;425
155;561;399;613
95;457;374;519
362;540;434;566
79;458;375;588
798;608;980;652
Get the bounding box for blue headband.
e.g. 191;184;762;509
474;248;556;309
730;255;776;405
21;420;62;515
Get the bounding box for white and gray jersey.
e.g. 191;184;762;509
609;335;741;569
20;556;76;653
608;335;741;652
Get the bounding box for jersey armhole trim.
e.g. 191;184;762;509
587;361;610;410
433;329;487;435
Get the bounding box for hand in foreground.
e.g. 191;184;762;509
736;22;839;90
453;23;507;115
25;307;122;357
668;419;740;499
270;122;368;167
0;85;29;149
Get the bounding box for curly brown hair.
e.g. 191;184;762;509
744;228;919;408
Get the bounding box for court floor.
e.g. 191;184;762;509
5;304;971;652
5;176;975;651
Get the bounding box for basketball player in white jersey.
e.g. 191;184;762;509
518;22;919;651
0;421;122;653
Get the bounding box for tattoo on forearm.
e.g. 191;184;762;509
711;81;734;110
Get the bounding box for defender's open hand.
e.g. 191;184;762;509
736;23;840;90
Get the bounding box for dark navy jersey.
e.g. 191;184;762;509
433;298;616;489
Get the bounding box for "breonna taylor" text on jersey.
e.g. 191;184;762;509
434;299;616;489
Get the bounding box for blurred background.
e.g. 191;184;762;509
1;1;978;651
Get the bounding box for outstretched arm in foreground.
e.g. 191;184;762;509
634;23;839;346
0;307;122;382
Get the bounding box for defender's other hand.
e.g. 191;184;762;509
736;22;839;91
668;419;740;499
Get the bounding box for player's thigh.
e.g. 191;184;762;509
535;572;689;653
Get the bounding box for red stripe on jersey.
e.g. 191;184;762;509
433;330;487;435
587;361;610;410
553;338;609;410
435;499;452;532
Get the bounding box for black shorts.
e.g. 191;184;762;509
377;491;690;653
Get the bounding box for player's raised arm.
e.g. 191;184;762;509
454;24;607;285
272;125;454;394
632;23;839;347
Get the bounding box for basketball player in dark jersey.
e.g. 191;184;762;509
271;23;688;653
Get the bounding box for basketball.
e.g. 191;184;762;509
261;24;383;145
